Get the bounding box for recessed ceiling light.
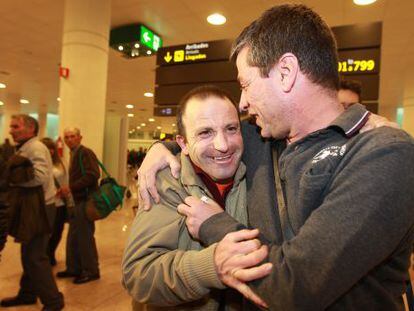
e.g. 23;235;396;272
128;113;134;117
0;101;4;106
126;104;134;109
136;126;141;129
141;123;146;126
57;97;61;101
134;43;140;48
144;92;153;97
20;99;29;104
146;50;152;55
207;13;226;25
157;126;162;130
353;0;377;5
148;118;155;122
0;83;6;89
172;123;176;127
118;45;124;51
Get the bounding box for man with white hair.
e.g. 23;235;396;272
57;127;100;284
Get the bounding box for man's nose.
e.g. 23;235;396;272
239;91;249;112
213;131;229;153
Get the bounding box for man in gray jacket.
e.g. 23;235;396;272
1;114;64;310
137;4;414;311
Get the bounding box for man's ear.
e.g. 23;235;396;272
176;135;189;155
274;53;299;93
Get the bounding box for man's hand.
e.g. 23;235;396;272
59;186;71;197
361;113;399;133
137;143;181;210
214;229;273;308
177;196;223;239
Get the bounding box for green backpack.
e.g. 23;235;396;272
79;151;126;221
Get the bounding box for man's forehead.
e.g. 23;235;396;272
64;131;79;136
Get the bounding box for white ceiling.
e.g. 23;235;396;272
0;0;413;134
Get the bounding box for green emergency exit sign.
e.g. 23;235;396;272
140;25;162;52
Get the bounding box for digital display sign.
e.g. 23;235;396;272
337;47;380;75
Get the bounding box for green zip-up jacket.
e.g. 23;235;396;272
122;152;247;311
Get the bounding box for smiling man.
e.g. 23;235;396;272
122;85;259;310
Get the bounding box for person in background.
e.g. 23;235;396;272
41;138;71;266
1;114;64;310
0;151;9;260
57;127;100;284
338;79;362;109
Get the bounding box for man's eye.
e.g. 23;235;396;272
227;126;238;133
198;130;212;138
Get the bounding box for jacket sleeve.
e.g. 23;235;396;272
201;139;414;310
18;145;50;187
70;148;100;193
122;170;224;306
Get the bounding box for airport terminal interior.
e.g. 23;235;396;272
1;0;414;310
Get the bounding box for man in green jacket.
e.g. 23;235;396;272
122;85;266;310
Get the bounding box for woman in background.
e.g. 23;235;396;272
41;138;70;266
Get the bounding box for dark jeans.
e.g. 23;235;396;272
47;205;67;262
18;204;64;309
66;200;99;275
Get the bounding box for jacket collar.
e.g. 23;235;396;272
328;103;370;138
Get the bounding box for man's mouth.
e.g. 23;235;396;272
211;154;233;163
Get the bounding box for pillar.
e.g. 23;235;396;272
58;0;111;159
103;113;129;185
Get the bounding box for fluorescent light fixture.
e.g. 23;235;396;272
118;45;124;51
126;104;134;109
353;0;377;5
148;118;155;122
134;43;140;48
0;101;4;106
141;123;146;126
144;92;153;97
128;113;134;117
0;83;6;89
207;13;226;25
20;99;30;104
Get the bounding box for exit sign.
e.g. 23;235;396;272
140;25;162;52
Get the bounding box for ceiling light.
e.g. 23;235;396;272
118;45;124;51
148;118;155;122
353;0;377;5
207;13;226;25
134;43;140;48
57;97;61;101
126;104;134;109
0;101;4;106
128;113;134;117
20;99;29;104
146;50;152;55
157;126;162;130
172;123;176;127
136;126;141;129
144;92;153;97
0;83;6;89
141;123;146;126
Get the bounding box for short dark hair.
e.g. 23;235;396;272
176;85;239;138
12;114;39;136
231;4;339;91
340;79;362;100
